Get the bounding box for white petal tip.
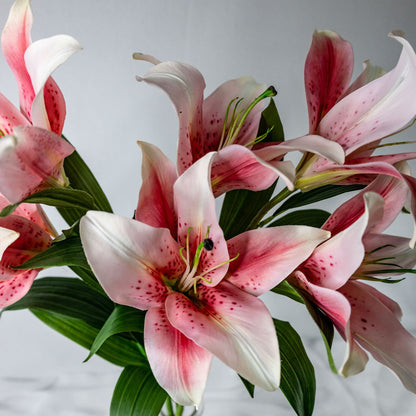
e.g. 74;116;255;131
132;52;161;65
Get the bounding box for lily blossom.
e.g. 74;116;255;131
289;175;416;392
134;54;344;196
296;30;416;190
0;192;53;308
80;145;330;406
0;125;75;204
1;0;81;135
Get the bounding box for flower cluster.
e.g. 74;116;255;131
1;1;416;415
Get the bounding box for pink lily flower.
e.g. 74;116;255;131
134;54;344;196
1;0;81;135
0;125;74;204
0;192;53;308
296;30;416;190
289;175;416;392
80;143;330;406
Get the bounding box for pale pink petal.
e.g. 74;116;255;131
255;134;345;165
80;211;180;310
136;142;177;237
304;30;353;133
226;226;330;296
211;145;295;196
1;0;34;120
165;282;280;391
144;307;212;407
0;125;74;203
138;61;205;174
0;215;51;280
202;77;267;151
339;281;416;393
323;175;408;235
0;92;29;135
304;193;384;289
26;35;81;132
0;269;38;308
0;226;20;262
318;35;416;155
174;153;229;287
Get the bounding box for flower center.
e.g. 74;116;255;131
217;86;277;150
177;227;238;293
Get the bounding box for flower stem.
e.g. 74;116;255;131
165;398;174;416
175;404;184;416
247;187;294;229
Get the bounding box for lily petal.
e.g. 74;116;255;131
165;281;280;391
144;307;212;407
138;61;205;174
136;141;177;237
339;281;416;393
0;125;74;203
0;92;29;135
1;0;34;120
0;269;37;308
25;34;82;133
304;30;354;132
304;193;384;289
227;226;330;296
80;211;179;310
318;34;416;155
174;153;229;287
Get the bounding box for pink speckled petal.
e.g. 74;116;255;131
255;134;345;165
319;35;416;155
211;145;295;196
1;0;34;120
339;281;416;393
304;30;353;133
202;77;267;151
304;193;384;289
226;226;330;296
323;174;408;235
165;281;280;391
138;61;205;174
0;93;29;135
80;211;181;310
0;215;51;280
136;142;178;237
0;269;38;308
174;153;229;287
26;35;81;132
144;307;212;407
0;125;74;203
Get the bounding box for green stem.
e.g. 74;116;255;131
175;404;185;416
247;187;294;230
165;397;174;416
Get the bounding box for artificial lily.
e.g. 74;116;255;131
0;125;75;204
295;30;416;191
289;174;416;392
80;144;330;406
1;0;81;135
0;192;53;308
134;54;344;196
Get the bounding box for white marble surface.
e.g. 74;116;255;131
1;0;416;414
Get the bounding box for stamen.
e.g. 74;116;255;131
218;97;241;150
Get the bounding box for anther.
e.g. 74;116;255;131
203;238;214;251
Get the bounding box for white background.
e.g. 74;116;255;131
1;0;416;415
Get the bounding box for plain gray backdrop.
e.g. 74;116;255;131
1;1;416;415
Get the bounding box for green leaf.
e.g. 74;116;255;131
274;184;365;216
63;148;112;213
86;304;146;362
0;187;97;218
110;365;167;416
268;209;331;228
2;277;112;328
31;309;145;367
239;375;255;398
275;319;316;416
14;236;89;270
271;281;305;303
219;99;284;239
